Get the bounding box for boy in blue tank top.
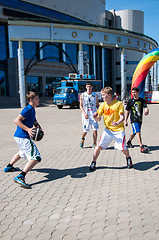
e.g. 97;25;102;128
4;91;43;189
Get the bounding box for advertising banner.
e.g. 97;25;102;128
145;91;159;103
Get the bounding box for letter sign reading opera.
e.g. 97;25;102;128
8;21;157;52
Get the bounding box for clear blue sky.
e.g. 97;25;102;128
106;0;159;45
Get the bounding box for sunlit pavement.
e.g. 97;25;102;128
0;103;159;240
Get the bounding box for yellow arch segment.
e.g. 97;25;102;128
134;55;159;75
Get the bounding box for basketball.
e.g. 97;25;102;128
31;127;44;141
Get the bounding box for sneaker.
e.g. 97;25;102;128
126;140;134;148
4;166;18;173
89;161;96;171
140;145;149;153
14;175;30;189
80;138;85;148
92;143;97;149
126;156;133;169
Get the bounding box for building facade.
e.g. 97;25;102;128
0;0;158;102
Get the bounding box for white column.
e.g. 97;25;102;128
18;41;26;108
154;62;158;91
93;45;96;77
144;53;149;91
102;47;105;88
121;48;126;102
78;44;84;75
151;67;154;91
145;74;149;91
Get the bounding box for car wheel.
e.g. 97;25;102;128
57;105;63;109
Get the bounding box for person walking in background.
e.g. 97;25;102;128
4;91;43;189
80;82;99;148
125;87;149;153
89;87;133;171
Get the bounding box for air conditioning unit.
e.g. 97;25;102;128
69;73;77;79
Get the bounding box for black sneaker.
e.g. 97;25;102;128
140;145;149;153
89;161;96;171
126;156;133;169
80;138;85;148
126;140;134;148
14;175;30;189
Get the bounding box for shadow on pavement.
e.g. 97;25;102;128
30;160;159;186
127;145;159;151
31;166;90;186
148;146;159;152
82;146;114;150
133;161;159;171
97;161;159;171
82;146;93;149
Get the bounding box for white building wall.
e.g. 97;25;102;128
115;9;144;33
20;0;106;25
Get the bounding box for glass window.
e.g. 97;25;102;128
116;61;139;65
65;43;77;64
126;61;139;65
12;41;38;60
46;77;61;96
83;45;90;74
95;46;102;80
12;41;18;58
0;71;6;96
105;19;112;27
0;25;7;60
104;48;112;86
83;45;90;60
23;42;37;59
82;45;94;75
88;46;94;75
55;88;68;94
27;76;40;93
42;43;61;62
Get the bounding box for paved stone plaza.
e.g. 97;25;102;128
0;102;159;240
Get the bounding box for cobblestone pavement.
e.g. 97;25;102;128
0;103;159;240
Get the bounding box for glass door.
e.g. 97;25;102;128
27;76;40;93
0;71;6;96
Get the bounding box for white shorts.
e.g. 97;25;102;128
98;128;127;150
82;116;99;132
14;137;41;161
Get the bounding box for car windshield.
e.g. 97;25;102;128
55;88;68;94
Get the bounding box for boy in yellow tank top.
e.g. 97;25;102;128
89;87;133;171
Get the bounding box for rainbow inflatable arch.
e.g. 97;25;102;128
131;48;159;98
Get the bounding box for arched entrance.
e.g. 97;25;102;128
23;42;78;97
24;42;78;75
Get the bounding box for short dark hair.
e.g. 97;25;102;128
132;87;139;92
26;91;38;102
86;81;93;86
